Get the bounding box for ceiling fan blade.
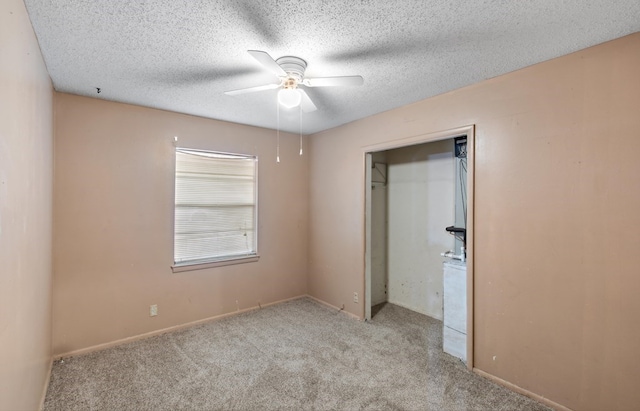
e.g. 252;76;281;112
224;83;280;96
230;2;280;44
247;50;287;77
299;89;317;113
302;76;364;87
150;67;257;86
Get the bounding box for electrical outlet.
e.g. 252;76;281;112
150;304;158;317
353;292;359;303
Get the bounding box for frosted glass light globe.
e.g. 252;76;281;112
278;88;302;109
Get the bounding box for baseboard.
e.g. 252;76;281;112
39;358;53;410
54;295;307;359
305;295;361;320
473;368;572;411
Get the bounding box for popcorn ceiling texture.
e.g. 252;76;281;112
44;298;551;410
24;0;640;134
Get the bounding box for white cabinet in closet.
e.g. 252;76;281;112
443;260;467;362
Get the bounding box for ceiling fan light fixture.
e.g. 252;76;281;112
278;88;302;109
225;51;361;114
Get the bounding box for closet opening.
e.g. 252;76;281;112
364;126;474;369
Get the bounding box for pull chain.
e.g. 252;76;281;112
299;105;303;155
276;100;280;163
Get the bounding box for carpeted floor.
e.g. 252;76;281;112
44;298;550;410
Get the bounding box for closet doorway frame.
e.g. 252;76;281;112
363;125;475;370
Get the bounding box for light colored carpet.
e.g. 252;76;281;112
44;298;550;410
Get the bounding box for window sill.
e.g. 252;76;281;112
172;255;260;273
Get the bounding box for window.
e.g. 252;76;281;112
173;148;258;270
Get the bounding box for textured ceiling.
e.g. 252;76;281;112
24;0;640;134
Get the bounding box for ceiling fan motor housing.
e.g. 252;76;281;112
276;56;307;84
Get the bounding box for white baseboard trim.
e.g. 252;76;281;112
39;358;53;411
473;368;572;411
54;295;307;359
306;295;362;320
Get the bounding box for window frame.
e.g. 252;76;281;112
171;147;259;273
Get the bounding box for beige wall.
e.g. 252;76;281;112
0;0;54;409
53;94;308;355
308;33;640;411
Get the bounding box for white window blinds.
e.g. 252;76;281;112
174;149;257;265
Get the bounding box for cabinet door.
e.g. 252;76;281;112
443;326;467;362
444;264;466;333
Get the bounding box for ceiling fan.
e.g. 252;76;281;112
224;50;364;112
